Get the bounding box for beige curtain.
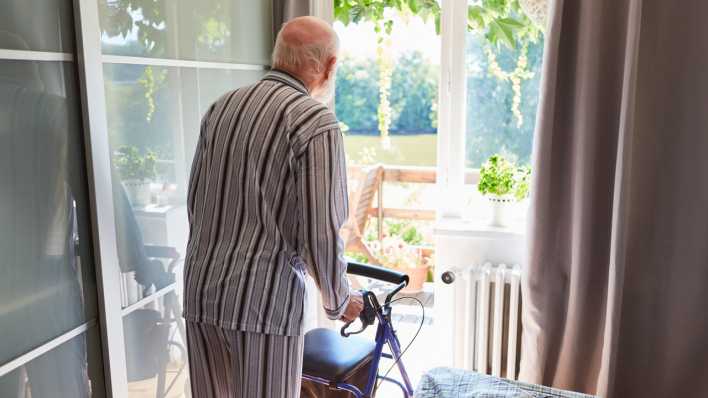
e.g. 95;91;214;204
521;1;708;397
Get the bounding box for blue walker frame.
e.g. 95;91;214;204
302;263;416;398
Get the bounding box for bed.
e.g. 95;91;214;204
415;368;597;398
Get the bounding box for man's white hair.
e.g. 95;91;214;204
271;23;339;74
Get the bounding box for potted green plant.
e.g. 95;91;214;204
477;154;531;227
114;146;157;207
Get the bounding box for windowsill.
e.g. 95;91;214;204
434;191;528;239
434;216;526;239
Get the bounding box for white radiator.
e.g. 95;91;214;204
451;263;522;380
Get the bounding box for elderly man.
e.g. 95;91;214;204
183;16;363;398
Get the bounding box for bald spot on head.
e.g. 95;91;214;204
279;16;336;54
271;16;339;94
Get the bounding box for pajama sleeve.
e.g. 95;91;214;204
297;126;351;320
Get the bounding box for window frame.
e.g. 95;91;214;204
73;0;270;395
437;0;469;219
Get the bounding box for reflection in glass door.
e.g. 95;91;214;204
82;0;273;396
0;0;275;395
0;0;105;397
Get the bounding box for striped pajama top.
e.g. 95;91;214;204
183;70;351;336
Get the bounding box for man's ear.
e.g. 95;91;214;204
323;55;338;81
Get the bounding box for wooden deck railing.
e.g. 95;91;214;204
349;164;480;241
369;165;480;221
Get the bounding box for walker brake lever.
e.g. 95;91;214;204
341;291;377;337
340;319;366;337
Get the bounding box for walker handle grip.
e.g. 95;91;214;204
346;261;409;286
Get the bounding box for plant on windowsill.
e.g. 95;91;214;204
114;145;158;207
477;154;530;227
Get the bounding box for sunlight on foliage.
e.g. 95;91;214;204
198;18;230;48
113;145;158;182
335;0;544;130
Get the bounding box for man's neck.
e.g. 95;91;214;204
273;67;316;93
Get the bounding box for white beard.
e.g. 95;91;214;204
312;74;335;105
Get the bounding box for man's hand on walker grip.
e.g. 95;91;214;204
339;291;364;323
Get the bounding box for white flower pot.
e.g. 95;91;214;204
123;180;152;207
488;195;515;227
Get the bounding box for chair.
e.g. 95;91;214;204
340;165;384;265
123;245;188;398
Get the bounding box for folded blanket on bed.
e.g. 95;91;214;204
415;368;596;398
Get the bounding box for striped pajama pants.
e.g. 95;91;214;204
186;321;304;398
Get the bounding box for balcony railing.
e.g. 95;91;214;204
349;164;480;241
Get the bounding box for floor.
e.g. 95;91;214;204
127;361;189;398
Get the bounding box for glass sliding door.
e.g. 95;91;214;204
0;0;105;397
105;63;265;398
0;0;273;395
79;0;273;396
98;0;273;65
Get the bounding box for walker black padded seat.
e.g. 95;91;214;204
303;328;377;381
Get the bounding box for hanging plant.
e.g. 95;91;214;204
375;21;394;148
518;0;549;28
335;0;440;146
485;43;534;127
137;66;167;122
467;1;542;127
334;0;543;136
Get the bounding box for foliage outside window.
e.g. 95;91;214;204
99;0;233;124
334;0;543;144
335;52;438;134
386;219;425;246
99;0;232;57
465;36;543;167
137;66;167;122
114;145;158;182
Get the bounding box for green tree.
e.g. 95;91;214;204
465;34;544;167
335;52;439;135
390;51;438;133
335;0;543;143
103;64;175;174
334;37;543;166
99;0;233;58
335;56;380;133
